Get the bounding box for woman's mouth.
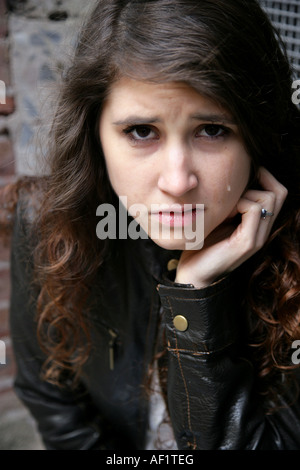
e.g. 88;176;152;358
151;205;202;227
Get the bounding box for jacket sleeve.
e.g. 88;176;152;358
157;274;300;450
9;199;115;450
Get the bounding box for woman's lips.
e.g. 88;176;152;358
151;205;202;227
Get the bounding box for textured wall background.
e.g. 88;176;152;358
5;0;93;176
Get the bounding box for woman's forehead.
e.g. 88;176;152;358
103;77;232;120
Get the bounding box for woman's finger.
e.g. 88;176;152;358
234;197;264;253
242;188;276;243
257;167;288;215
242;167;288;246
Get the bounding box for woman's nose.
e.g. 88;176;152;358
157;144;198;197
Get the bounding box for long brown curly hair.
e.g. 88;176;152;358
2;0;300;401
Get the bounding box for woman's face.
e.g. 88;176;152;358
99;77;251;250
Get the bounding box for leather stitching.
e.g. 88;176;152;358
167;341;235;355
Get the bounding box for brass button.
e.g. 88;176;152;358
173;315;188;332
167;259;179;271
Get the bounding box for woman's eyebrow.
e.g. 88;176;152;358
112;113;237;126
191;113;237;125
113;116;161;126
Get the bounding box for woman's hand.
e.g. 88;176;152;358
175;167;288;288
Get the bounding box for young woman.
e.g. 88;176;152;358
3;0;300;450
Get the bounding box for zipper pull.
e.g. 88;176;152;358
108;328;117;371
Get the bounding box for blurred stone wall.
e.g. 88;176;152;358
5;0;94;175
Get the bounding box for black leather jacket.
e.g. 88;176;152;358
9;196;300;450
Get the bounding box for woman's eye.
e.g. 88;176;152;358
124;125;158;141
197;124;228;139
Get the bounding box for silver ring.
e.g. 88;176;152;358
261;208;274;219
